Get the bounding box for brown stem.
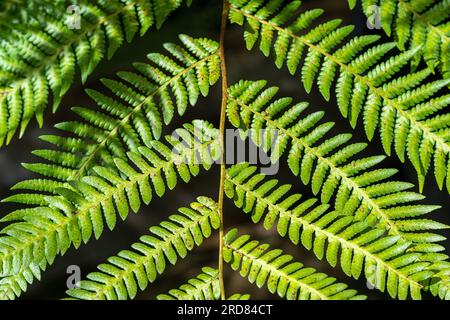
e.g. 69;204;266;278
217;0;230;301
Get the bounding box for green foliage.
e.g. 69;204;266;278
0;119;220;299
157;267;222;300
227;293;251;300
0;265;41;300
430;269;450;299
224;229;366;300
227;80;447;250
0;34;221;299
66;197;220;300
0;0;448;301
2;35;220;209
156;266;252;300
349;0;450;79
225;163;448;299
229;0;450;192
0;0;191;146
0;0;66;34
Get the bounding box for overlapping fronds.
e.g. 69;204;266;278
0;0;191;146
66;197;220;300
349;0;450;79
228;0;450;192
0;0;66;35
3;35;220;209
227;80;447;251
0;34;220;300
225;163;449;299
0;120;220;299
224;229;366;300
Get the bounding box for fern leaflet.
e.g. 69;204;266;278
2;35;220;209
157;266;221;300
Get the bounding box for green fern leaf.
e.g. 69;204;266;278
224;229;366;300
0;34;220;300
0;120;220;299
227;293;251;300
0;0;66;36
429;268;450;299
225;163;448;299
66;197;220;300
3;34;220;208
229;0;450;192
0;0;192;146
349;0;450;78
156;266;252;300
0;265;41;300
157;267;221;300
227;80;448;250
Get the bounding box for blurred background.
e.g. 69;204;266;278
0;0;448;300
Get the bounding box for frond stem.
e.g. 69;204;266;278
217;0;230;301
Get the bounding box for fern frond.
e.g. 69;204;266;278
229;0;450;192
224;229;366;300
3;34;220;208
350;0;450;79
66;197;220;300
0;265;41;300
0;0;191;146
157;266;252;300
0;34;220;300
0;0;66;35
0;120;220;299
227;80;447;250
157;266;220;300
225;163;448;299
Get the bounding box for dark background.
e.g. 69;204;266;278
0;0;448;300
